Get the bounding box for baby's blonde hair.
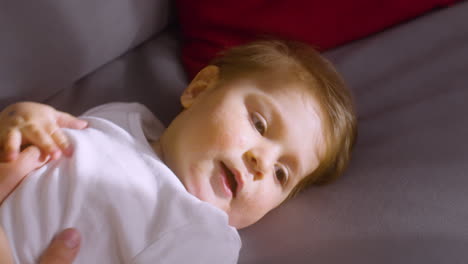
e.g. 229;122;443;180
210;40;357;198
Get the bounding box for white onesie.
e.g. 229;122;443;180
0;103;241;263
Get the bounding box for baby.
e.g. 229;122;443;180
0;40;357;263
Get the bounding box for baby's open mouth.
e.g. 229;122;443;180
221;162;238;197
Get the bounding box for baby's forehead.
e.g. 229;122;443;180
235;71;316;95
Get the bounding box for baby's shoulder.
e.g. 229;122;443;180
81;102;150;120
78;102;164;142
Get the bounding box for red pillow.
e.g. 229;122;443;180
176;0;460;78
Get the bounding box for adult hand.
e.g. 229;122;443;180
39;228;81;264
0;146;46;204
0;146;81;263
0;227;81;264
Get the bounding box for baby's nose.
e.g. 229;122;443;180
244;151;265;180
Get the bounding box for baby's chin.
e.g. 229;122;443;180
179;174;256;229
227;212;258;229
184;183;231;215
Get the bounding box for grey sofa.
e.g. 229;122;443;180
1;1;467;263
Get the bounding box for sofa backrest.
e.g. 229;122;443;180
0;0;172;108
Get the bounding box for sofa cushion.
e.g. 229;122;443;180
0;0;172;108
176;0;460;78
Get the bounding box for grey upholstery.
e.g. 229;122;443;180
0;0;174;109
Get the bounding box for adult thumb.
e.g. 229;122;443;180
0;226;14;264
39;228;81;264
0;146;45;204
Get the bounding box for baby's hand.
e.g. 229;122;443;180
0;102;88;162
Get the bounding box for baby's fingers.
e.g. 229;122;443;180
2;129;21;162
51;130;73;157
56;111;88;130
22;126;61;160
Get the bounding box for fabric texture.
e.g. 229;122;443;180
0;103;240;264
0;0;173;107
175;0;461;78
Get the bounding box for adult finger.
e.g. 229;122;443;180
0;226;14;264
0;146;45;204
56;111;88;130
39;228;81;264
11;146;46;177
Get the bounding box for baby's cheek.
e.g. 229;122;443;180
236;134;248;149
214;130;248;151
209;110;249;151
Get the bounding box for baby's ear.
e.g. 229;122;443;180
181;65;219;108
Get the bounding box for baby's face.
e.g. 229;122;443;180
160;67;325;228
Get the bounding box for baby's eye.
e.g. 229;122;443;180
251;112;267;135
274;164;288;185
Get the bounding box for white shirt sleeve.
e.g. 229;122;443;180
131;222;241;264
